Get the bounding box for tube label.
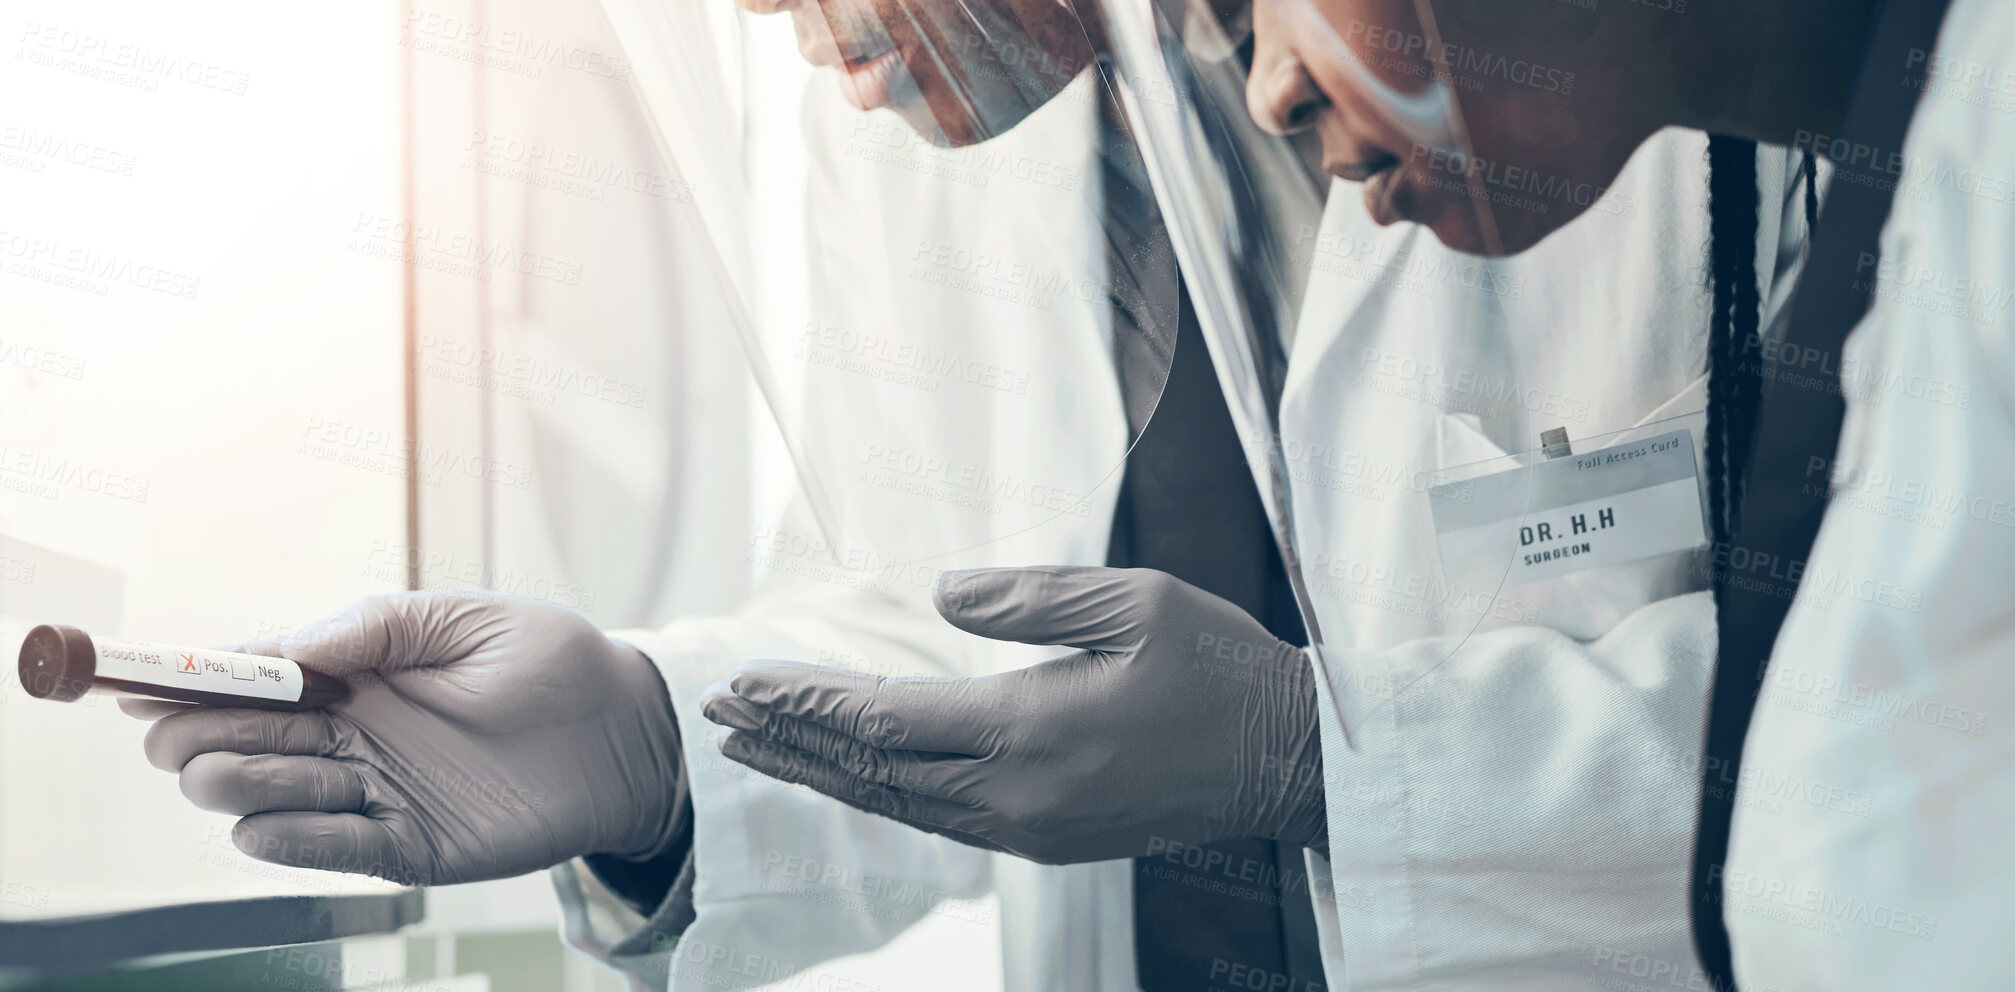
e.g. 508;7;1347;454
92;637;305;702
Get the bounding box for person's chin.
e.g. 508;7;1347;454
1426;203;1567;258
902;82;1050;148
1429;219;1513;258
1414;195;1497;257
898;102;982;148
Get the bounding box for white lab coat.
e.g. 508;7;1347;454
1280;132;1815;991
1726;1;2015;988
550;76;1819;992
555;71;1141;992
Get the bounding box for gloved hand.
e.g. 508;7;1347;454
702;566;1327;865
126;591;686;887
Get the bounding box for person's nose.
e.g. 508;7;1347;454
737;0;795;15
1247;53;1326;136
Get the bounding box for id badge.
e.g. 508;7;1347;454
1430;428;1708;587
1421;401;1712;649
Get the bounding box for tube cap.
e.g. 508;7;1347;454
19;624;96;702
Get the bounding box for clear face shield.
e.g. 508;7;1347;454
1096;0;1709;729
597;0;1177;587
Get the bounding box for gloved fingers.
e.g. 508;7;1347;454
179;752;370;816
724;662;992;754
722;732;1006;854
119;698;196;720
719;730;989;840
885;813;1008;856
933;566;1181;651
248;599;410;677
229;811;419;885
207;638;281;657
143;706;346;772
704;690;982;799
229;591;480;678
181;591;477;695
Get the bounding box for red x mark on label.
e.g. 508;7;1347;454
179;653;198;673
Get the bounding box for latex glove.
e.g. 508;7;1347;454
702;566;1326;865
127;591;685;887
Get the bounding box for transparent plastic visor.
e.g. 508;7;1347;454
1096;0;1524;740
596;0;1179;576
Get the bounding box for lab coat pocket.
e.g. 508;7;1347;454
1428;374;1711;643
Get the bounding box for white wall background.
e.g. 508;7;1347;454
0;0;406;913
0;0;997;989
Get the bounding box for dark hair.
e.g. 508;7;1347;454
1704;138;1823;555
1705;135;1763;551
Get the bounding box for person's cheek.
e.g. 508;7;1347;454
793;6;841;66
1315;113;1353;177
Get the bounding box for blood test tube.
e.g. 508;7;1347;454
18;624;348;711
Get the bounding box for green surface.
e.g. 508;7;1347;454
453;930;567;992
404;934;438;981
14;943;345;992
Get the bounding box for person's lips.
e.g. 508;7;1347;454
1362;165;1406;225
837;49;902;112
1325;153;1408;225
1325;153;1397;184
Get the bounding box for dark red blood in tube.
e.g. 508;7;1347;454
18;624;349;711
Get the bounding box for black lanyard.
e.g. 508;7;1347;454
1690;1;1958;988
